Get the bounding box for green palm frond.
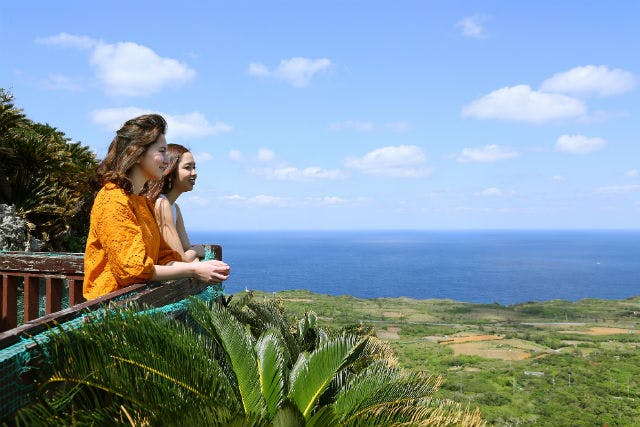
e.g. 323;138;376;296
289;334;367;420
26;307;237;424
334;363;445;423
341;399;485;427
256;328;287;417
189;298;267;417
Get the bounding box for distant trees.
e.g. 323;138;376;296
0;89;98;251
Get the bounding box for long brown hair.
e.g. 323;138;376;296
96;114;167;194
147;143;190;201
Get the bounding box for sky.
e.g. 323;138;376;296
1;1;639;230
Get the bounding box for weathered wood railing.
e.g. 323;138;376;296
0;245;223;419
0;251;85;332
0;245;222;336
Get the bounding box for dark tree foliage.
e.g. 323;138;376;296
0;89;98;251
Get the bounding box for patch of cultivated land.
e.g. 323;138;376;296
253;289;640;426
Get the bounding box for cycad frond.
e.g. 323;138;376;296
334;364;444;423
25;307;237;424
189;298;266;417
289;334;367;420
256;328;287;417
342;399;485;427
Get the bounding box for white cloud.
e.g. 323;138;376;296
256;148;276;162
247;62;269;76
329;120;410;133
456;144;519;163
596;185;640;194
462;85;586;123
541;65;637;97
456;15;489;38
250;166;345;181
476;187;503;196
345;145;432;178
248;57;331;87
41;73;83;91
36;32;97;49
38;33;195;96
329;120;375;132
228;150;244;162
91;42;195;96
219;194;348;208
193;152;213;163
626;169;639;178
385;121;410;133
220;194;290;207
91;107;232;139
552;175;566;182
555;134;606;154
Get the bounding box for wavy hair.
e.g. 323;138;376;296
147;143;190;201
96;114;167;194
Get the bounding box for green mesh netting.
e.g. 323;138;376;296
0;283;225;418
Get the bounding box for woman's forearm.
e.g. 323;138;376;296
151;262;194;281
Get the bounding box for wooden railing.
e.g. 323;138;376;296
0;245;222;337
0;252;85;332
0;245;223;419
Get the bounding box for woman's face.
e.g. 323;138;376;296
174;151;197;192
139;135;168;180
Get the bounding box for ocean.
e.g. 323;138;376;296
189;230;640;305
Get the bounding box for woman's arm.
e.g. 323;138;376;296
152;259;230;282
154;198;196;262
175;204;204;259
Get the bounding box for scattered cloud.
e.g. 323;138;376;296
91;107;232;139
626;169;639;178
228;149;244;162
248;57;331;87
329;120;375;132
541;65;637;97
456;144;519;163
40;73;83;91
462;85;586;123
475;187;503;196
218;194;347;207
329;120;410;133
250;166;345;181
193;152;213;163
36;32;97;49
385;121;410;133
555;134;606;154
345;145;432;178
256;148;276;162
456;14;490;38
37;33;195;96
552;175;566;182
596;185;640;194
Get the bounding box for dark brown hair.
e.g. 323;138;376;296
147;143;190;201
96;114;167;194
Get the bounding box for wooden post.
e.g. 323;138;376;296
45;277;63;314
1;275;19;330
68;277;85;306
23;275;40;322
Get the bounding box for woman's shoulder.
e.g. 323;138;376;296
95;183;129;204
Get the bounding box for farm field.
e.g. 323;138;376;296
254;290;640;426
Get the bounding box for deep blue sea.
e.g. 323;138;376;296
189;230;640;305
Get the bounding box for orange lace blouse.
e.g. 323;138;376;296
83;183;181;299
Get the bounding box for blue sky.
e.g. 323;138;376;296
2;1;639;230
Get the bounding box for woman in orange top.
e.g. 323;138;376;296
83;114;230;300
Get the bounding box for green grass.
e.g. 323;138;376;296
253;290;640;426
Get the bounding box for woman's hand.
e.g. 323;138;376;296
192;260;230;283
